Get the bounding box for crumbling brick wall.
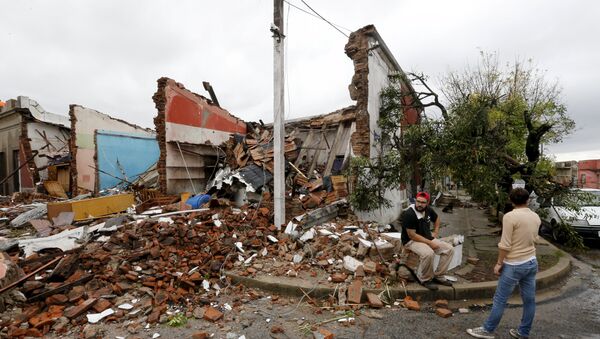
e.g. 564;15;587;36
152;78;169;194
344;25;375;159
68;105;79;196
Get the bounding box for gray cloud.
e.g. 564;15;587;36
1;0;598;159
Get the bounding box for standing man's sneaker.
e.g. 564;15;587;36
421;280;438;291
466;327;495;339
509;328;528;338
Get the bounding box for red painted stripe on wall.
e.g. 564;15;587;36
165;87;246;134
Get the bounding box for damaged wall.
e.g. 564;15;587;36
284;106;357;176
0;97;71;195
96;131;160;191
153;77;247;195
0;108;25;194
69;105;155;195
345;25;422;224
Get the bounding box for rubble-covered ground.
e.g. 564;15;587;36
0;189;561;339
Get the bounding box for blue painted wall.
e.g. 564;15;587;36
96;130;159;191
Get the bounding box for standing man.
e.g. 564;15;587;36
467;187;541;339
400;191;455;291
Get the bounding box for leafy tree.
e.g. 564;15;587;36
439;52;575;209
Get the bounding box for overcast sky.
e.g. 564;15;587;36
1;0;599;160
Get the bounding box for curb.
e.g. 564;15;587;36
225;256;571;302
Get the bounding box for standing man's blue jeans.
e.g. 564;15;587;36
483;258;538;336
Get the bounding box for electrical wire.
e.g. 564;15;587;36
283;0;352;36
299;0;349;37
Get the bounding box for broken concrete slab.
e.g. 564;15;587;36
10;204;47;228
52;211;74;227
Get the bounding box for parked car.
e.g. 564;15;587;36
536;188;600;240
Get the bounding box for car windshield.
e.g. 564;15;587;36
554;190;600;207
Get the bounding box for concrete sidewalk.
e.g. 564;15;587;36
226;195;572;302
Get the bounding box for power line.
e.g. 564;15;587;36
299;0;350;37
283;0;351;37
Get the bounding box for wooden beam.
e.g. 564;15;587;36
324;123;345;176
294;129;315;167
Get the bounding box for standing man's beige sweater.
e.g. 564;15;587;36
498;207;541;263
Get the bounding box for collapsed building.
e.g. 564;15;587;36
0;25;467;338
0;97;70;196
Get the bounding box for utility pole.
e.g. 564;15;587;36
272;0;285;229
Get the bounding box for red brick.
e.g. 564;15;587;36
67;286;86;303
403;296;420;311
330;273;346;283
347;280;362;304
45;294;68;305
366;293;383;308
316;328;334;339
64;298;97;319
92;298;112;313
25;328;43;337
203;306;223;322
435;308;453;318
191;332;209;339
29;312;55;328
434;299;449;309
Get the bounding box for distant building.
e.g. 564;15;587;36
554;160;577;186
577;159;600;189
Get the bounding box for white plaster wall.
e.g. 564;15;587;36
354;187;408;225
72;105;155;192
27;122;69;179
354;37;409;224
367;38;394;160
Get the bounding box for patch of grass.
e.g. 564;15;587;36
167;313;188;327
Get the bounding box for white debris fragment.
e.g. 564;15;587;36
343;256;363;272
188;266;199;275
244;253;257;265
299;228;316;242
284;221;297;235
152;333;161;339
355;230;368;239
235;242;244;253
86;308;114;323
223;303;232;311
157;217;173;224
357;238;373;248
118;303;134;310
293;254;303;264
267;235;279;243
214;219;222;228
202;280;211;291
261;248;268;256
238;254;244;262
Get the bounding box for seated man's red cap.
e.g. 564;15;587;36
416;191;430;202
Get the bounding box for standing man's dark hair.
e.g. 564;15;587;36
509;187;530;206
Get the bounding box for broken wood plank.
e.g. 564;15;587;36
44;181;68;199
308;125;327;174
0;257;62;295
324;123;345;176
28;275;93;302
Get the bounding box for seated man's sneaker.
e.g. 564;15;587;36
421;280;438;291
466;327;495;339
432;277;453;286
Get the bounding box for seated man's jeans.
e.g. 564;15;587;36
483;258;538;336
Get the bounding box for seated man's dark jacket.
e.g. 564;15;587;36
393;206;438;245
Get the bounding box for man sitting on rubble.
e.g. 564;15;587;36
400;191;454;291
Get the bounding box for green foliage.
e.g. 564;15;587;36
167;313;188;327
